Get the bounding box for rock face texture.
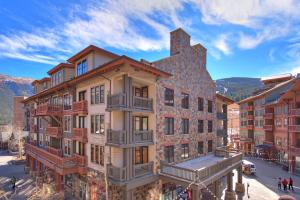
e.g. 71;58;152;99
153;28;216;166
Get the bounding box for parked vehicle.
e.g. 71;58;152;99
242;160;256;175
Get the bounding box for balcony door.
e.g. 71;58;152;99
134;86;148;98
79;90;86;101
135;146;148;164
134;116;148;131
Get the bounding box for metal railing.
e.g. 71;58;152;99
107;93;126;108
106;129;126;145
134;130;153;143
133;96;153;111
134;161;154;178
107;164;127;182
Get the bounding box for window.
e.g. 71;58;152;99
164;146;174;163
208;100;213;113
181;144;189;159
64;139;71;156
198;141;204;154
284;118;288;127
165;117;174;135
134;87;148;98
276;118;282;127
77;59;88;76
208;120;213;133
165;88;174;106
91;85;105;104
91;115;105;134
63;94;72;110
198;120;204;133
208;140;213;152
198;97;204;111
259;120;264;127
78;90;86;101
64;116;72;132
73;141;85;155
135;146;148;164
90;144;104;166
79;116;86;128
181;93;189;109
276;106;282;115
181;119;189;134
134;116;148;131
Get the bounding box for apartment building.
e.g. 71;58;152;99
216;93;234;147
24;28;243;200
239;74;300;172
227;103;240;149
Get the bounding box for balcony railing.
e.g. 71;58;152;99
25;143;86;175
289;125;300;132
46;146;62;157
290;108;300;116
134;130;153;144
72;128;88;143
134;162;154;178
247;125;254;130
246;106;253;111
73;154;86;166
107;93;126;109
107;164;127;182
133;96;153;111
247;115;254;120
160;153;242;184
72;100;88;115
30;125;37;133
46;127;63;138
263;125;273;131
217;112;227;120
264;113;274;119
106;129;126;145
36;103;63;116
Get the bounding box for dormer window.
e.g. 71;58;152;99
51;70;63;86
77;59;88;76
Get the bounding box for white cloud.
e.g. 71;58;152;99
214;34;231;55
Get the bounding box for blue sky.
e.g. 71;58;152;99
1;0;300;80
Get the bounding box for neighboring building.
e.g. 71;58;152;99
216;93;234;147
24;28;243;200
227;103;240;149
0;123;11;150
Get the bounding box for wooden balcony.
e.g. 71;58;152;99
107;161;154;183
46;146;62;157
247;115;254;120
133;96;153;111
264;113;274;119
72;100;88;115
247;125;254;130
25;143;86;175
46;127;63;138
36;103;63;116
263;125;273;131
289;125;300;132
246;106;253;111
107;93;126;110
290;108;300;116
134;130;153;144
73;154;87;166
290;146;300;154
106;129;126;146
160;151;242;186
72;128;88;143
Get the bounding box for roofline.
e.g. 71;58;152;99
47;63;74;75
67;45;119;63
238;78;296;104
23;56;171;103
31;77;51;86
216;93;234;104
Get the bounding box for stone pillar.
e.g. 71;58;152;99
235;166;245;193
192;188;200;200
213;179;221;200
124;189;134;200
55;173;62;192
225;172;236;200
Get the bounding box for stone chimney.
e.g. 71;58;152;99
170;28;191;56
192;44;207;68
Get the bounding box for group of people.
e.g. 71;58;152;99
278;177;294;191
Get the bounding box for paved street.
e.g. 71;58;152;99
222;157;300;200
0;151;36;200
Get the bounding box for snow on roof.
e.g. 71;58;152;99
261;73;292;82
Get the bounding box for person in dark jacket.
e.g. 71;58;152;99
278;177;282;190
289;177;294;191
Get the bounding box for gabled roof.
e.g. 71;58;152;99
279;77;300;102
216;93;234;104
67;45;119;63
23;56;171;103
31;77;51;86
238;77;296;104
47;63;74;75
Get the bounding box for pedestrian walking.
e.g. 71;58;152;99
289;177;294;191
278;177;282;190
11;176;16;190
282;178;288;191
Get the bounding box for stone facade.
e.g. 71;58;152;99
154;28;216;165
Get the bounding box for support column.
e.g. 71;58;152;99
55;173;62;192
192;188;200;200
235;165;245;193
30;157;36;177
37;161;42;177
225;172;236;200
124;189;134;200
213;179;221;200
